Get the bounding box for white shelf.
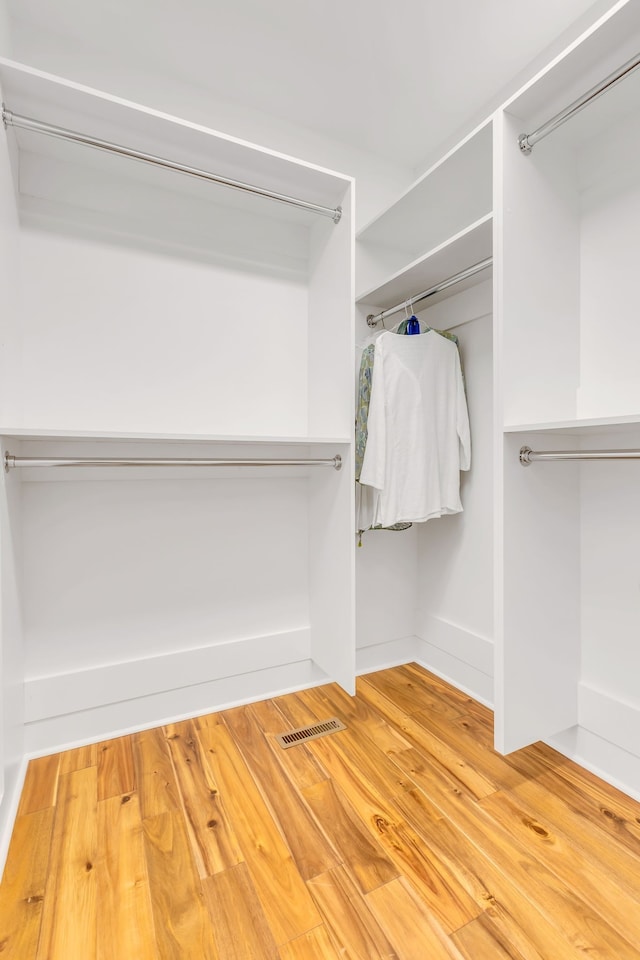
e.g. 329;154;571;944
0;427;351;445
504;414;640;436
356;214;492;309
0;58;351;231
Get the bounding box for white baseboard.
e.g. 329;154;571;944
0;756;29;880
356;635;420;675
544;682;640;802
24;628;319;755
415;615;494;707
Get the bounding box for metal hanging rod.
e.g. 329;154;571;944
366;257;492;328
520;446;640;465
1;107;342;223
4;453;342;472
518;51;640;154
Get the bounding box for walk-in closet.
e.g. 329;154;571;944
2;0;640;955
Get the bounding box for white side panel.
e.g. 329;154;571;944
308;443;355;694
0;67;24;849
497;432;580;753
500;111;580;426
307;183;354;439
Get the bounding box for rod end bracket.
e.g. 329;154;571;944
366;314;379;328
333;455;342;470
518;133;533;155
519;445;533;466
333;205;342;224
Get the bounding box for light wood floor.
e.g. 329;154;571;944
2;663;640;958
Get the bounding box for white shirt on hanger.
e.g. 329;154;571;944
359;329;470;527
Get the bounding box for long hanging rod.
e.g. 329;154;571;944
4;453;342;472
1;107;342;223
518;51;640;154
520;446;640;465
366;257;492;328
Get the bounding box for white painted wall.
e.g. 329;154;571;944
22;476;310;678
17;225;309;436
416;281;494;704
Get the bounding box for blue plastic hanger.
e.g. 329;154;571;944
405;299;420;335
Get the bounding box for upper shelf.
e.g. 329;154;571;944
0;59;352;241
356;214;492;309
0;427;352;445
356;120;492;299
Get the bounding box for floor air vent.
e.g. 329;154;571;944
275;717;346;748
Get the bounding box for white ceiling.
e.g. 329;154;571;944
8;0;612;168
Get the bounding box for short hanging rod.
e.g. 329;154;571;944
1;107;342;223
520;446;640;465
4;453;342;472
518;51;640;154
366;257;492;328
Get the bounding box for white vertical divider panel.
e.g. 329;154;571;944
500;110;580;427
0;71;24;832
497;433;581;753
0;437;24;865
307;181;354;439
495;106;582;753
307;182;355;692
308;443;355;694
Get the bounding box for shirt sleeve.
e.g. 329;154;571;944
455;349;471;471
359;339;386;490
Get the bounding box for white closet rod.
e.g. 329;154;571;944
518;51;640;154
520;446;640;465
366;257;492;328
4;453;343;471
1;107;343;223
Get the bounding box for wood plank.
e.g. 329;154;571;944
357;676;496;799
480;788;640;953
301;777;399;893
518;742;640;857
221;702;340;881
306;866;398;959
254;696;330;790
132;726;182;819
58;743;97;774
195;713;322;945
17;754;60;816
359;665;467;719
366;877;467;960
96;794;158;960
0;808;54;960
36;767;98;960
299;730;480;932
391;783;588;960
97;735;135;801
390;749;640;959
401;662;493;724
278;926;343;960
452;913;541;960
142;812;219;960
165;719;243;878
201;863;279;959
